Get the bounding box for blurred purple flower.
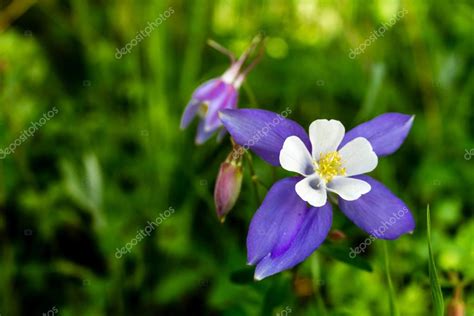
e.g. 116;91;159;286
180;37;264;144
220;109;415;280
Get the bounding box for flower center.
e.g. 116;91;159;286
314;151;346;183
197;102;209;118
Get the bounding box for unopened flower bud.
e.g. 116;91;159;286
214;144;243;222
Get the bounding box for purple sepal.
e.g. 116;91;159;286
192;79;223;100
180;99;200;129
246;177;332;280
338;175;415;240
195;120;214;144
204;85;238;132
219;109;310;166
340;113;414;157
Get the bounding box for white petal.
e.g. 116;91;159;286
279;136;314;176
295;175;327;207
339;137;378;176
327;176;371;201
309;119;345;160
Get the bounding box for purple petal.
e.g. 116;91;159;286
339;113;414;157
338;175;415;240
247;177;332;280
180;99;200;129
247;177;307;265
192;79;225;100
204;85;238;132
219;109;310;166
227;91;238;109
195;120;215;145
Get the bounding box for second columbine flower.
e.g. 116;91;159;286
180;36;264;144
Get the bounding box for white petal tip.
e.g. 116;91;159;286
253;274;263;281
363;183;372;194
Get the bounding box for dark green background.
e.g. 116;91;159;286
0;0;472;315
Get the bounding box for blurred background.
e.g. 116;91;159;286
0;0;473;315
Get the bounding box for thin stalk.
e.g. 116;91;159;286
427;205;444;315
383;241;400;316
310;253;328;315
255;177;269;190
232;34;265;88
238;37;265;78
0;0;37;31
244;152;261;204
207;39;235;62
243;82;259;108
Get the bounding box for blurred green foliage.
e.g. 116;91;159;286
0;0;473;315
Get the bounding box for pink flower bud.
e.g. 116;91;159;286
214;146;243;222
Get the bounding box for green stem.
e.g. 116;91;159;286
244;152;261;204
256;178;269;190
243;82;259;108
310;253;327;315
427;204;444;316
383;241;400;316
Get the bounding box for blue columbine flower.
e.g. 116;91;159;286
180;37;263;144
219;109;415;280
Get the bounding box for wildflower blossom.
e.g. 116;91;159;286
220;109;415;279
180;37;263;144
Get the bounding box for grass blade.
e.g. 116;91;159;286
427;204;445;316
383;241;399;316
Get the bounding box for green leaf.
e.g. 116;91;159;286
383;241;399;316
427;204;445;316
319;245;373;272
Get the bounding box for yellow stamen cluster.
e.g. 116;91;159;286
315;151;346;183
